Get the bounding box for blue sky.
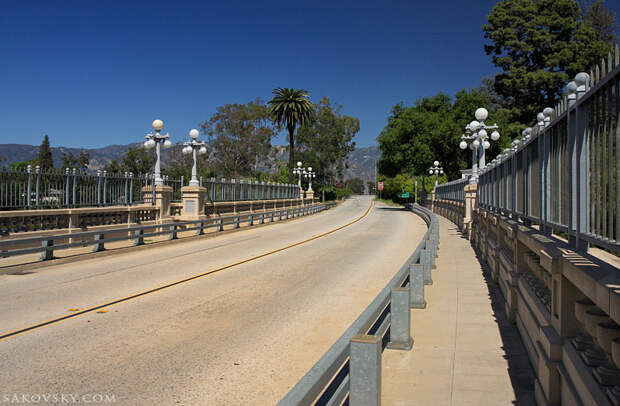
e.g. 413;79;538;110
2;0;619;149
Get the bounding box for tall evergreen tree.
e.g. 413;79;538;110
37;135;53;170
483;0;615;123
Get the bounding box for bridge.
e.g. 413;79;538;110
0;54;619;406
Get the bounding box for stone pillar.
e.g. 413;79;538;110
142;185;173;222
463;183;477;239
179;186;207;221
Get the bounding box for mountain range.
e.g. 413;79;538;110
0;143;381;182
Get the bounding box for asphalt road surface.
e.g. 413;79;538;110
0;195;427;405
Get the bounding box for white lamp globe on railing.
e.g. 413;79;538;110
304;167;316;191
144;119;172;186
181;128;208;187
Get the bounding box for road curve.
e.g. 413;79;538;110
0;196;427;405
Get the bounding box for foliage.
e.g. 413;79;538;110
344;177;365;194
104;146;155;174
37;135;53;170
296;96;359;196
201;99;276;178
268;87;315;183
10;159;37;171
377;90;518;182
583;0;618;43
61;150;89;170
483;0;615;123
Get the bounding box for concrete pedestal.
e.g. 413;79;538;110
142;185;173;221
179;186;207;220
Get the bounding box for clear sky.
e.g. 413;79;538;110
2;0;619;149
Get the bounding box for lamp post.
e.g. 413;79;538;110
181;129;208;187
144;119;172;186
293;161;305;190
459;108;500;182
304;167;316;191
429;160;443;187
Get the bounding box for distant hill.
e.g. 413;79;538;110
0;143;381;181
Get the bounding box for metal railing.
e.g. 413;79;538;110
434;177;468;202
279;204;439;405
478;45;620;254
0;203;335;261
0;166;154;210
0;166;300;210
200;177;299;202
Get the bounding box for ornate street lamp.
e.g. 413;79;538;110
304;167;316;191
429;160;443;187
459;108;500;181
293;161;305;189
144;119;172;186
181;129;208;187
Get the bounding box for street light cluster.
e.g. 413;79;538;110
459;108;500;181
429;160;443;187
293;161;315;191
181;129;208;187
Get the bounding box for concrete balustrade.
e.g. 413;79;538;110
426;181;620;406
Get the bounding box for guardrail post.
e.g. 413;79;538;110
350;334;381;406
249;214;254;226
234;216;240;228
420;250;432;285
40;238;54;261
279;210;283;221
426;240;437;268
217;218;223;232
196;220;204;235
134;229;144;246
270;211;274;222
92;233;105;252
169;225;177;240
388;287;414;350
409;263;426;309
260;213;265;224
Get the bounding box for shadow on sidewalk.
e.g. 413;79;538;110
471;243;537;405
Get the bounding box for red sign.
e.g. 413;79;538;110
378;182;384;191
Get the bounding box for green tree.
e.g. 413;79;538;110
37;135;53;170
268;88;314;183
483;0;615;123
297;97;359;199
345;177;365;194
201;99;276;178
104;146;155;175
10;159;37;171
61;150;89;171
583;0;618;43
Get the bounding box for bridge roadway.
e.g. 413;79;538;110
0;195;427;405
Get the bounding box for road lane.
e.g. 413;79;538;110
0;196;427;405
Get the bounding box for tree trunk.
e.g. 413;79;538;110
288;125;295;184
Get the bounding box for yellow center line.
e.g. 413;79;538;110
0;200;373;342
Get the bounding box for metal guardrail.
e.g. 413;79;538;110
477;45;619;254
279;203;439;406
0;203;336;261
434;178;468;202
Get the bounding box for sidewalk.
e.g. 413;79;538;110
382;216;535;405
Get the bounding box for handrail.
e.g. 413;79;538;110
279;203;438;405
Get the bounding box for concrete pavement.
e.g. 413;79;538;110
382;215;536;405
0;196;428;405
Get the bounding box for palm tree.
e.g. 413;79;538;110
268;88;314;183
